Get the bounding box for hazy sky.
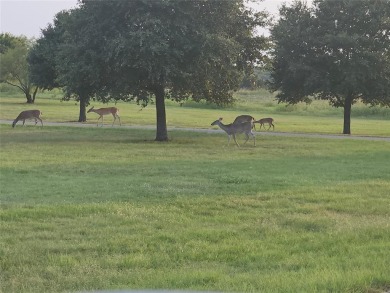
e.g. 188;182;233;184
0;0;305;39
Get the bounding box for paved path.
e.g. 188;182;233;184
1;119;389;142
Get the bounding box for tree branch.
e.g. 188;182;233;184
4;80;25;92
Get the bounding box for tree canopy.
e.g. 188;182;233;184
29;0;268;139
270;0;390;134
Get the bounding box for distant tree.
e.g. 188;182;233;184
270;0;390;134
241;68;272;89
0;33;38;103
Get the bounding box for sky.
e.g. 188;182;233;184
0;0;307;39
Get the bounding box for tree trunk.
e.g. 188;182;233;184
155;85;168;141
25;92;34;104
79;97;87;122
343;94;352;135
32;86;39;103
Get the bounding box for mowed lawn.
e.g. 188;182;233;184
1;124;389;293
1;88;390;136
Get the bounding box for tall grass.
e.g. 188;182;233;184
1;125;390;292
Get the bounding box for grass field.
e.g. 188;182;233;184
1;89;390;292
1;87;390;136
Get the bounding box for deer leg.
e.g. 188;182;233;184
37;117;43;127
243;133;249;145
22;119;26;126
271;123;275;130
117;114;121;126
97;116;103;127
111;113;118;126
233;134;240;147
227;135;231;146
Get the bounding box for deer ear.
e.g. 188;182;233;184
219;117;223;121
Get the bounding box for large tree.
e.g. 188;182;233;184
88;0;268;140
0;33;38;104
31;0;267;139
270;0;390;134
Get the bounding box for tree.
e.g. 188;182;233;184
270;0;390;134
29;9;98;122
0;33;38;104
74;0;268;140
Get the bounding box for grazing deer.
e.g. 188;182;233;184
12;110;43;128
254;118;274;131
211;117;255;147
233;114;256;130
87;106;121;127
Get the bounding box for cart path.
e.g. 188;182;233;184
1;119;389;142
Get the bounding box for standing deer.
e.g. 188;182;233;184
254;118;274;130
233;114;256;130
87;106;121;127
12;110;43;128
211;117;255;147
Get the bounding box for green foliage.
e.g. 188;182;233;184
0;32;17;54
0;33;38;103
29;9;101;122
28;21;63;91
1;125;390;292
270;0;390;134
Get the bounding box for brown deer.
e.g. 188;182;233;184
12;110;43;128
254;118;274;131
87;106;121;126
233;114;256;130
211;117;255;147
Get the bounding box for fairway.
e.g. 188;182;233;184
1;124;389;293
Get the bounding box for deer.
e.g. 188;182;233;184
233;114;256;130
87;106;121;127
254;118;274;131
12;110;43;128
211;117;255;147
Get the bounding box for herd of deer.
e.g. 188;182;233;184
11;108;274;147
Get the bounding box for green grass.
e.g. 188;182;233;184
1;88;390;292
1;125;390;293
1;87;390;136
